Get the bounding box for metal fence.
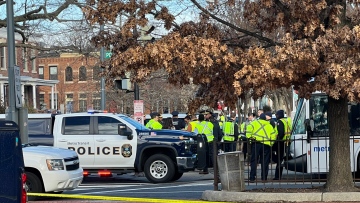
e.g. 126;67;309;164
210;137;360;190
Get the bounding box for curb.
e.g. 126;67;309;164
202;190;360;202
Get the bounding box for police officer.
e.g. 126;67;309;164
240;112;256;161
222;113;239;152
219;111;226;130
185;115;198;132
246;112;277;182
204;110;222;144
172;111;186;130
194;113;214;174
273;110;292;180
145;112;163;130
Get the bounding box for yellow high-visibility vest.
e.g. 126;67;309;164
246;119;277;146
279;117;292;141
194;121;214;142
223;121;235;141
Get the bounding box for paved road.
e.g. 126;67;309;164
29;166;329;202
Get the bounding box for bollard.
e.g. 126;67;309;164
217;151;245;191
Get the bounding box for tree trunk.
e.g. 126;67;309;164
324;97;357;192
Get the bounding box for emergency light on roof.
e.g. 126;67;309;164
87;110;108;114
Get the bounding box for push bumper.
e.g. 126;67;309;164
42;168;83;192
176;155;197;172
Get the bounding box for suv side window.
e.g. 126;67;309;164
64;116;91;135
98;116;121;134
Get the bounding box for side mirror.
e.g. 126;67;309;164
118;124;133;140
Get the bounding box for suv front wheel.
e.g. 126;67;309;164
144;154;175;183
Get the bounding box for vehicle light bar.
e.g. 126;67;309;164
88;110;108;114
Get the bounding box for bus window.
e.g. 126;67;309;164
349;103;360;135
310;95;328;136
293;99;306;135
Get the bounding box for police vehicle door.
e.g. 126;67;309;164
56;115;95;167
93;116;136;168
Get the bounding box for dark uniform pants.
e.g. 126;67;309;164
273;141;285;179
223;141;236;152
250;142;271;181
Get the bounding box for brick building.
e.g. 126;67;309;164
38;53;104;113
0;29;57;110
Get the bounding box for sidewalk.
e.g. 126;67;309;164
202;190;360;202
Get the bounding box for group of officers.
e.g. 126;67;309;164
144;108;292;181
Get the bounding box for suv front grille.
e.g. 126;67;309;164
64;156;80;171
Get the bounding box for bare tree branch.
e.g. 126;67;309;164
189;0;279;46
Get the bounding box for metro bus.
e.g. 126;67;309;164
286;92;360;174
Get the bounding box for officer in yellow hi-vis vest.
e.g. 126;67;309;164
222;113;239;152
246;112;277;182
240;112;256;162
195;112;214;174
185;115;198;132
272;110;292;180
145;112;163;130
219;112;226;130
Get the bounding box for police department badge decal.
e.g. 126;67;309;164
121;144;132;158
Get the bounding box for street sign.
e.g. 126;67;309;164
134;100;144;114
105;51;112;59
134;100;144;125
14;65;22;108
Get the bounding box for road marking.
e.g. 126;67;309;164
80;182;213;194
28;193;224;203
78;184;138;188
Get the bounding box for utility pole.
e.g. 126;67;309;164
134;83;139;100
6;0;18;123
100;24;106;111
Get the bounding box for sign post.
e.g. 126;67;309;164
14;65;22;108
134;100;144;125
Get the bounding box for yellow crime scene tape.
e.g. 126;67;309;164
28;193;225;203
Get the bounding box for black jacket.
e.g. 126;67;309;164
173;118;186;130
277;118;285;141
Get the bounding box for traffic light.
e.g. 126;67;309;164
114;79;132;90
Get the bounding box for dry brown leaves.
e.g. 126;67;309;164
85;0;360;109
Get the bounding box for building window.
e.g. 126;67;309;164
39;66;44;79
39;94;45;110
79;66;87;81
49;66;58;80
66;93;73;100
0;47;5;69
65;66;73;81
79;93;87;112
93;66;101;81
31;49;36;72
23;48;28;71
92;92;100;110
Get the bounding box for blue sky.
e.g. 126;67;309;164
0;0;206;45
